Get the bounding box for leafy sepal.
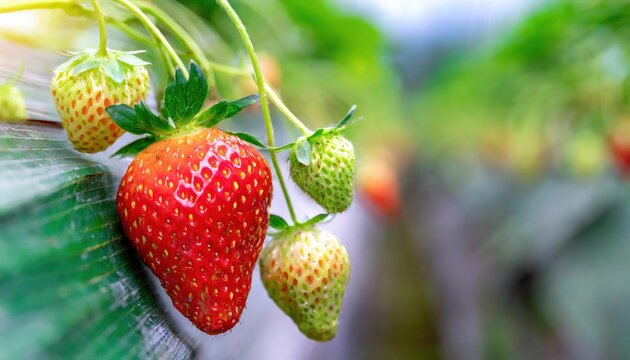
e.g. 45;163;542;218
301;213;329;227
295;136;312;166
112;136;158;157
161;62;208;125
53;49;150;84
269;214;290;230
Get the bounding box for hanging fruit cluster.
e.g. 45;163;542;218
0;0;358;342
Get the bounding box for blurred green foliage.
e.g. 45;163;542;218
406;1;630;359
146;0;405;146
0;123;192;359
414;0;630;178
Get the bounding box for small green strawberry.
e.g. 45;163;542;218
50;49;150;153
289;108;357;214
0;81;27;121
259;227;350;341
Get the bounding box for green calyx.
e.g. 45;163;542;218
288;105;358;213
267;213;329;236
54;49;150;84
293;105;357;166
106;62;260;157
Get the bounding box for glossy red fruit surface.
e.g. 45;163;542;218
117;128;273;334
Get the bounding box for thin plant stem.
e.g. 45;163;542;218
114;4;310;136
138;3;215;87
0;0;72;13
264;84;311;135
217;0;298;223
89;0;108;56
113;0;187;77
204;62;312;135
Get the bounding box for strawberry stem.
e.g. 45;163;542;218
89;0;108;57
217;0;299;224
198;62;312;136
0;0;73;13
264;84;311;135
137;3;216;88
122;2;311;136
113;0;187;78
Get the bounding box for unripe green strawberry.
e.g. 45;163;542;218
50;49;150;153
259;227;350;341
290;133;356;213
0;82;27;121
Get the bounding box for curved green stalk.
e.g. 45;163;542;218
137;3;215;87
207;61;248;76
203;62;311;135
110;20;149;45
264;84;311;135
216;0;298;223
0;0;72;13
89;0;108;57
113;0;187;77
181;59;312;137
123;2;310;136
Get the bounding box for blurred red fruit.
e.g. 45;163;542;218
357;150;401;219
608;120;630;176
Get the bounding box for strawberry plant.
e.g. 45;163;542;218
1;0;359;343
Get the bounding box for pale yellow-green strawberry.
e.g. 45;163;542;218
259;227;350;341
290;133;356;213
0;82;27;121
50;49;149;153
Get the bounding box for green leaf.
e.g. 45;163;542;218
162;62;208;125
69;57;100;76
308;128;325;141
106;104;144;134
302;213;329;227
197;95;261;128
106;103;172;136
100;57;125;83
134;102;174;135
117;53;151;67
112;136;157;157
55;53;82;73
225;131;267;148
196;100;229;128
225;94;260;118
334;104;357;130
0;122;192;358
295;136;312;165
269;214;290;230
272;142;295;152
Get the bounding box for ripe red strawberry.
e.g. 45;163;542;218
50;49;149;153
117;128;272;334
259;227;350;341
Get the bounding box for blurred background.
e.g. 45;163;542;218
2;0;630;359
